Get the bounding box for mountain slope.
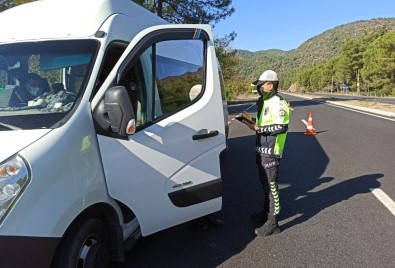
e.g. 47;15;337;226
236;18;395;82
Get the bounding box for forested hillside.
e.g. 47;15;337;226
232;18;395;98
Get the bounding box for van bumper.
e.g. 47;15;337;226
0;235;60;267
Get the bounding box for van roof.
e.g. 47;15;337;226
0;0;167;43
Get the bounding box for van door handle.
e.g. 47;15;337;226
192;130;219;140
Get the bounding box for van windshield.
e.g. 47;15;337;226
0;40;98;130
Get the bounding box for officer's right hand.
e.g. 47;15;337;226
242;120;258;131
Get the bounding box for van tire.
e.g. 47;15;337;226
52;218;110;268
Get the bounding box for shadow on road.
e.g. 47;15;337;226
279;132;383;231
119;124;383;268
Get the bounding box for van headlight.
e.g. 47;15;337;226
0;155;30;223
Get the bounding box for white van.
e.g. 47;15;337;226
0;0;228;266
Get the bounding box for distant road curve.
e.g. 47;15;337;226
281;92;395;119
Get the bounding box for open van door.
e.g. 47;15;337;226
92;24;226;236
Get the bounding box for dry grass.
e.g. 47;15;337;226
329;100;395;113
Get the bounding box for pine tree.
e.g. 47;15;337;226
362;31;395;95
0;0;36;11
134;0;234;24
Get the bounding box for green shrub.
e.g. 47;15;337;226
380;83;395;96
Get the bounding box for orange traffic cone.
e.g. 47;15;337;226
305;112;316;136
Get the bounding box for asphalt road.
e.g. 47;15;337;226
119;94;395;267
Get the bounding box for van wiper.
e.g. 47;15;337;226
0;122;21;130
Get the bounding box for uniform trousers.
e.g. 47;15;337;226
255;155;281;216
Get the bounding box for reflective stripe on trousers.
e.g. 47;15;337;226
256;155;281;216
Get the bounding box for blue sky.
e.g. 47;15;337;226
213;0;395;52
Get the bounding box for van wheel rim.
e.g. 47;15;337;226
78;236;107;268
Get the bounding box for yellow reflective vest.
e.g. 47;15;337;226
256;92;290;158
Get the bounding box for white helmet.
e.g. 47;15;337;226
251;70;279;86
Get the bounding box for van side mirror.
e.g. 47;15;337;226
93;85;135;137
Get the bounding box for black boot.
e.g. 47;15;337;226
250;210;268;223
255;216;280;236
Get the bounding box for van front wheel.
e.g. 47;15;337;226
53;218;110;268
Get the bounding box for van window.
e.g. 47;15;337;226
155;40;204;117
93;42;127;99
119;39;204;129
0;40;98;130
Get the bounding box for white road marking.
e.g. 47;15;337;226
369;188;395;216
245;103;256;111
309;99;395;122
228;102;255;107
